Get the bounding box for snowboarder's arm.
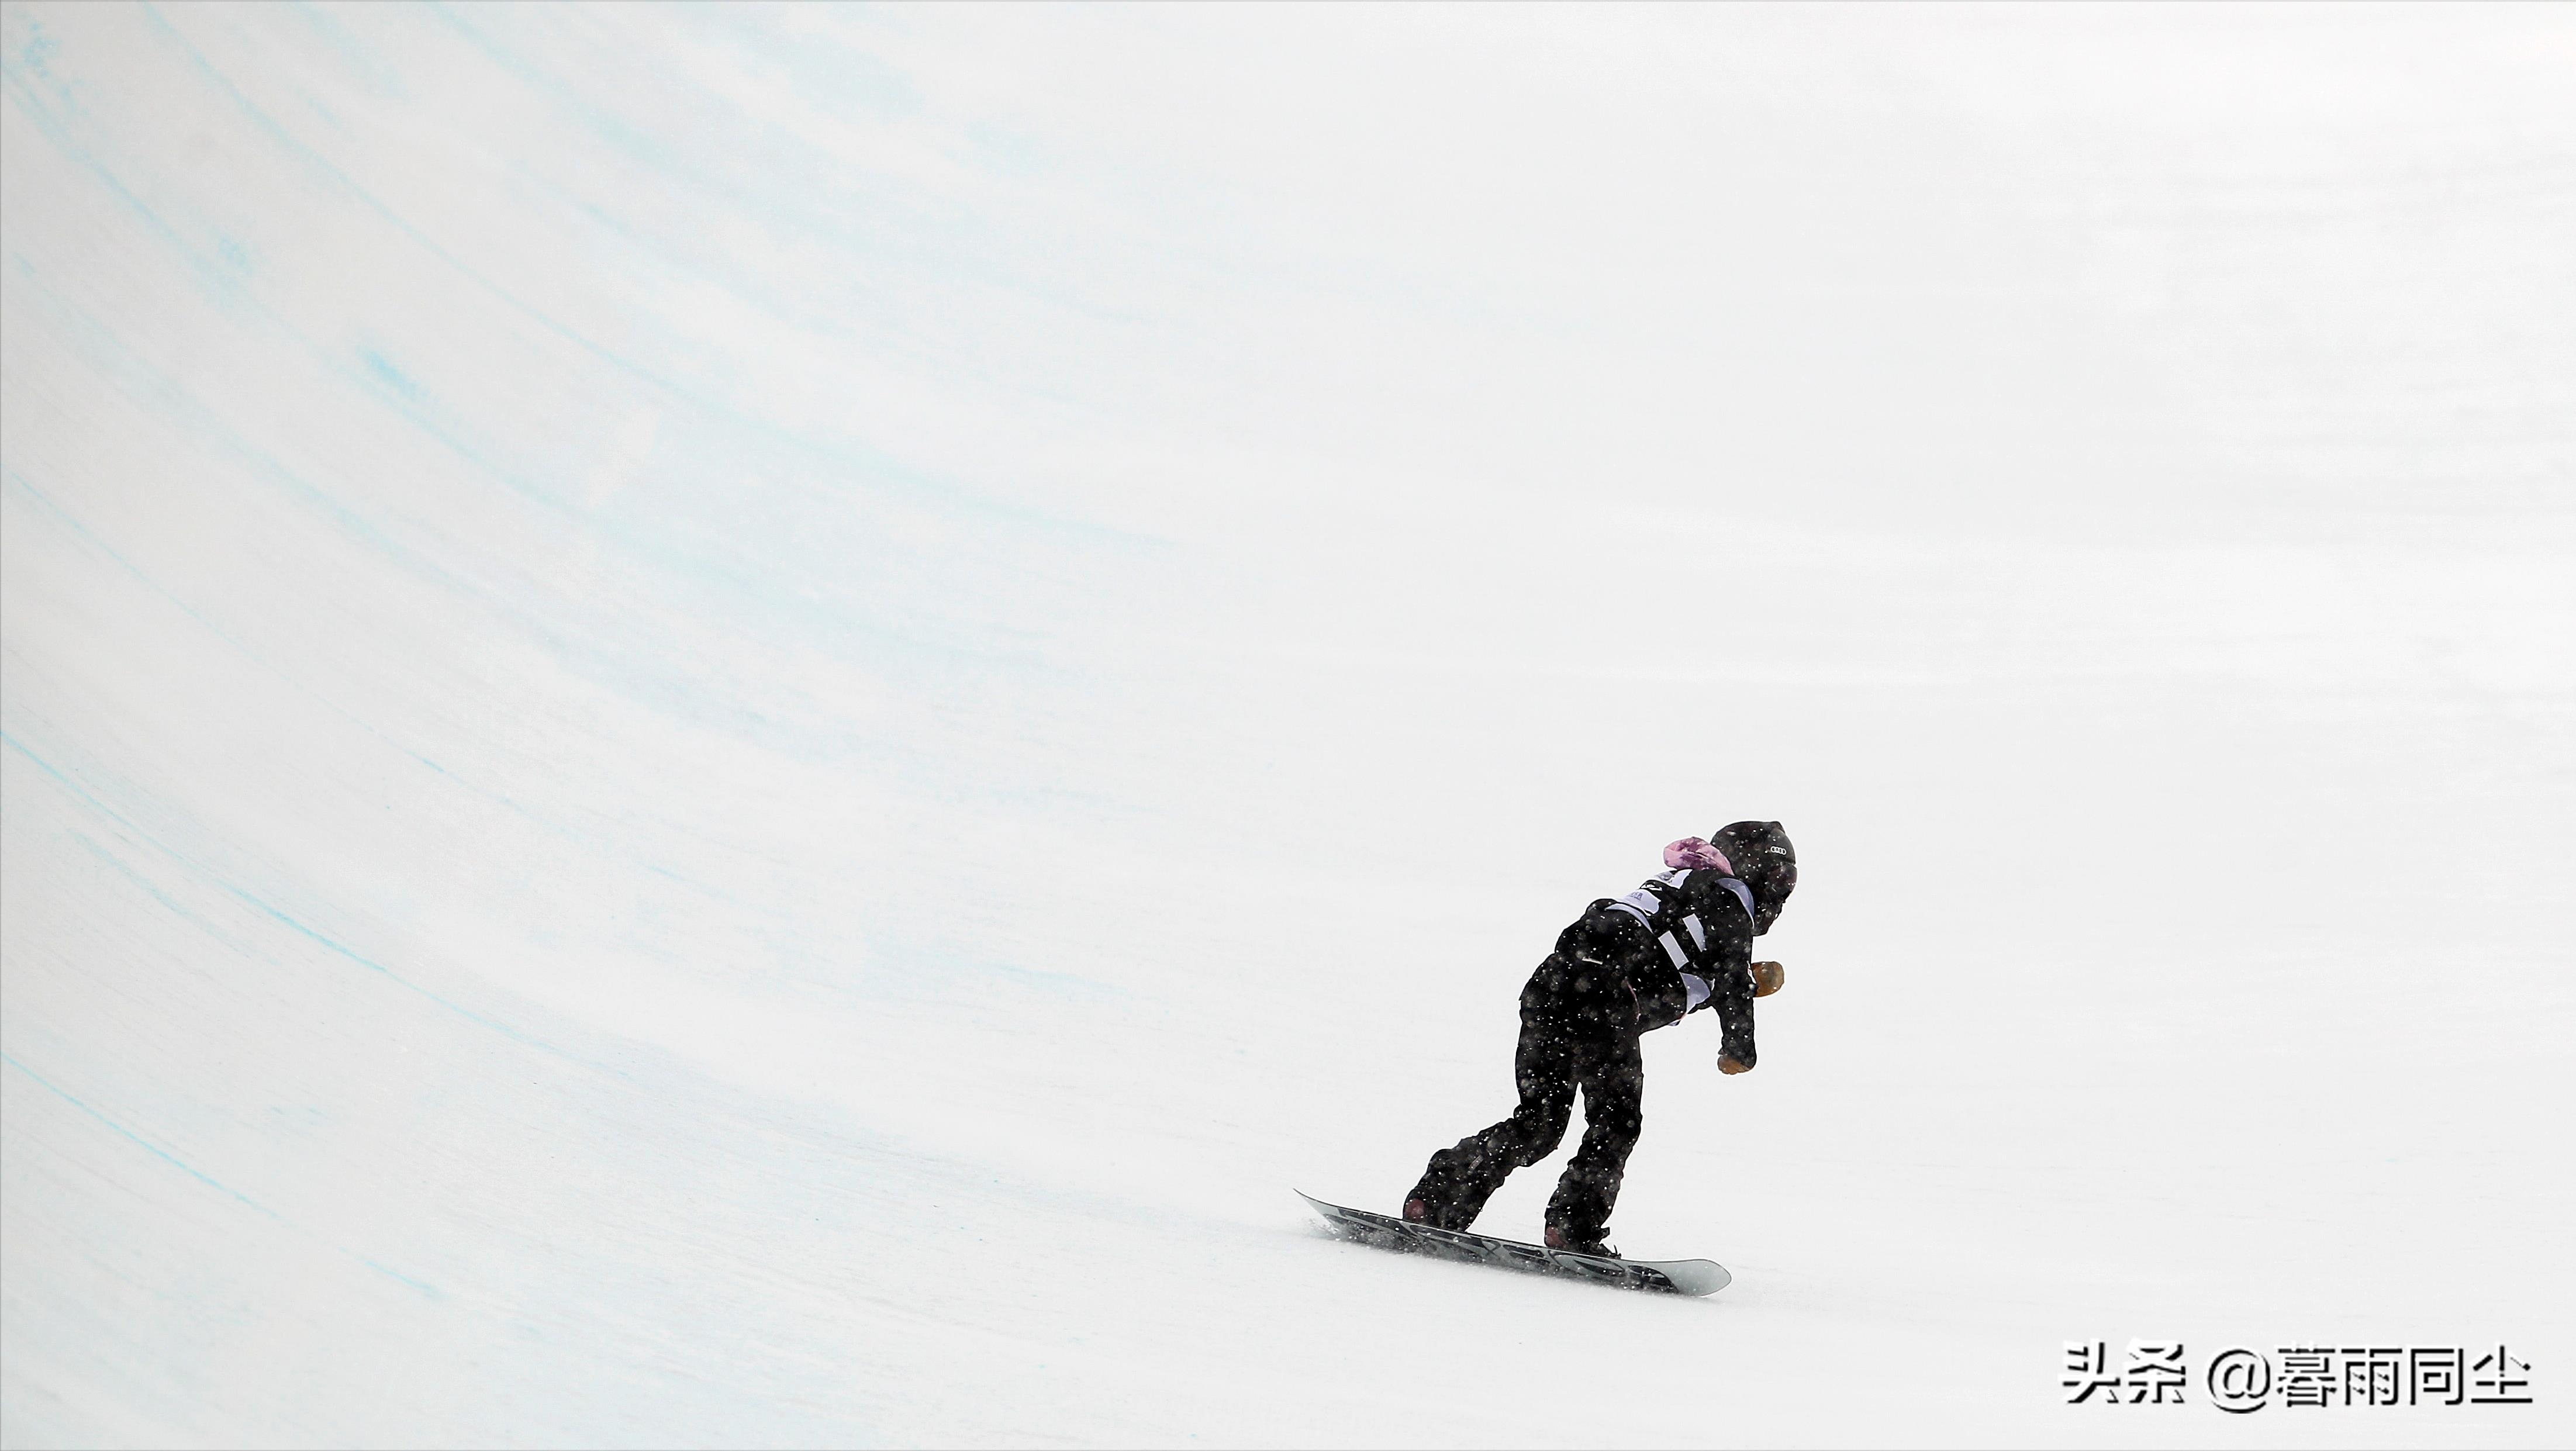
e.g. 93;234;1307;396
1674;873;1762;1070
1710;962;1757;1073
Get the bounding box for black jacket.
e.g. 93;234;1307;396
1553;867;1760;1067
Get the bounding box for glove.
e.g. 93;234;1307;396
1749;961;1785;997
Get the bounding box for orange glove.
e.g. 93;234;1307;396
1750;961;1786;997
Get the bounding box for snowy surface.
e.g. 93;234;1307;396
4;4;2572;1446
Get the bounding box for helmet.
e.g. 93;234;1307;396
1710;820;1795;934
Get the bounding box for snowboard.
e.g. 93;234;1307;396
1297;1190;1730;1296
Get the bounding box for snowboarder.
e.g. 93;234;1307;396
1401;820;1795;1256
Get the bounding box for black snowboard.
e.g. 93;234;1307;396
1298;1190;1729;1295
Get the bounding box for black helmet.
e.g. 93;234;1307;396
1710;820;1795;934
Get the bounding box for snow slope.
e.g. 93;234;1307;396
4;4;2571;1446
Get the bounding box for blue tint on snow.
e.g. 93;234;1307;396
358;348;422;402
2;1054;442;1298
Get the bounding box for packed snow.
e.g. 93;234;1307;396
4;4;2571;1446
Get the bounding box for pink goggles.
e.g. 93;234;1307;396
1663;837;1736;875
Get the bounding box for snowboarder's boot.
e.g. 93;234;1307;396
1403;1152;1501;1231
1545;1222;1620;1258
1403;1194;1475;1231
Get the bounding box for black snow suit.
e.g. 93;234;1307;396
1405;864;1760;1244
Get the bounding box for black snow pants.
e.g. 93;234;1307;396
1405;951;1646;1242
